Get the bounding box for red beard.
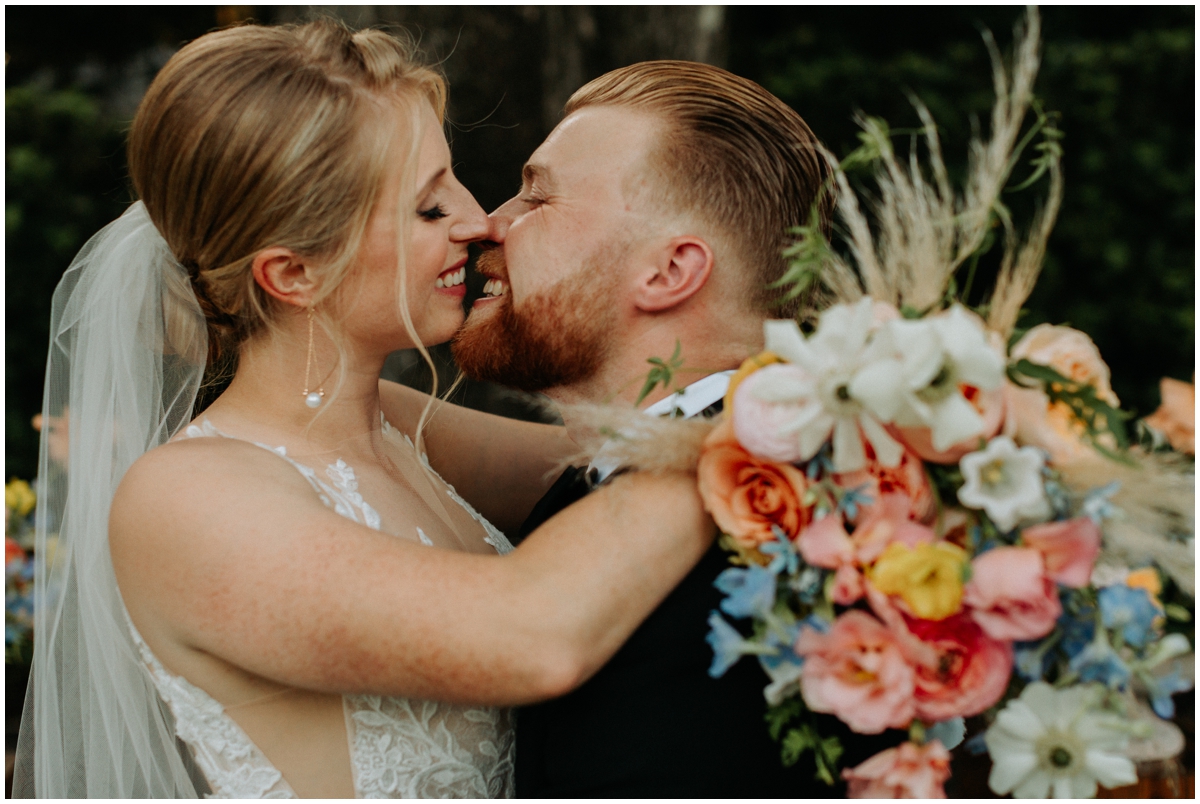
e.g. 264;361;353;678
452;246;618;393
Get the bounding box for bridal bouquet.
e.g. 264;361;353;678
687;9;1193;799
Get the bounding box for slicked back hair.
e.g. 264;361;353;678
564;60;833;319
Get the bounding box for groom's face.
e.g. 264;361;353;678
453;106;662;391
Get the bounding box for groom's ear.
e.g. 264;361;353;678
632;236;714;313
252;247;320;308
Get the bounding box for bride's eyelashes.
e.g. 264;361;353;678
418;203;448;221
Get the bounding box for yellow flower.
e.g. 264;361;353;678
870;541;967;621
6;479;36;518
1125;567;1162;609
724;351;785;413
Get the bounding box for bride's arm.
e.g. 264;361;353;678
111;436;713;707
378;379;575;534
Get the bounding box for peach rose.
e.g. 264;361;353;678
891;384;1007;465
1004;381;1097;465
843;740;952;799
905;612;1014;722
1020;517;1101;588
1144;376;1194;455
698;419;812;549
963;547;1061;641
796;610;917;734
1011;324;1120;405
834;441;936;524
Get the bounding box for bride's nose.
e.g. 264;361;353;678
449;191;490;244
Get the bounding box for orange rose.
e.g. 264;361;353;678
697;419;812;549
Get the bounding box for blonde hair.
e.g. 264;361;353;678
564;61;832;319
128;19;446;409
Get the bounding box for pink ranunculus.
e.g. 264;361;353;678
731;364;812;463
831;564;865;606
1021;517;1102;588
851;493;937;566
796;514;854;569
795;610;916;734
963;547;1061;641
891;384;1007;465
905;612;1014;722
834;439;936;524
843;740;952;799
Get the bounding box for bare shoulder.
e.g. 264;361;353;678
110;434;323;551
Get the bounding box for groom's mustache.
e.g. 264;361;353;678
475;246;509;281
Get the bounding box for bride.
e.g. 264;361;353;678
13;19;714;799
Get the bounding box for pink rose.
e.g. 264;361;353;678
834;441;937;523
796;610;916;734
905;612;1014;722
731;364;811;463
891;384;1007;465
1021;517;1101;588
963;547;1061;641
697;419;813;550
843;740;952;799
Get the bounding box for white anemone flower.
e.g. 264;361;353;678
958;436;1051;531
985;682;1137;798
854;305;1005;452
757;298;903;473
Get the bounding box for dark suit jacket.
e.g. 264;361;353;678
512;410;902;797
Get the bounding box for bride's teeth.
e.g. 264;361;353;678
435;276;445;289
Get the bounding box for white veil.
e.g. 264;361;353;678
12;201;208;797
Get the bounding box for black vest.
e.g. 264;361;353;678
512;405;901;796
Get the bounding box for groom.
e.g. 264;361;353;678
454;61;899;796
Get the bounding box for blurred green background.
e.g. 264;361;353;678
5;6;1194;480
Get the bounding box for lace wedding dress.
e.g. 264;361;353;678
126;417;516;798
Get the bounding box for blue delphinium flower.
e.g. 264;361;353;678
758;620;803;673
928;718;966;751
714;564;776;619
1098;585;1159;648
1142;670;1192;719
761;525;800;576
836;484;873;521
706;611;755;677
1068;635;1131;688
1058;606;1097;660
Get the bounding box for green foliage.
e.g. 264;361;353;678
635;339;685;406
6;79;127;479
765;697;844;785
1008;358;1133;461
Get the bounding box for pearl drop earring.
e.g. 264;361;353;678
302;306;325;409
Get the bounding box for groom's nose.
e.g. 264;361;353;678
487;195;522;243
